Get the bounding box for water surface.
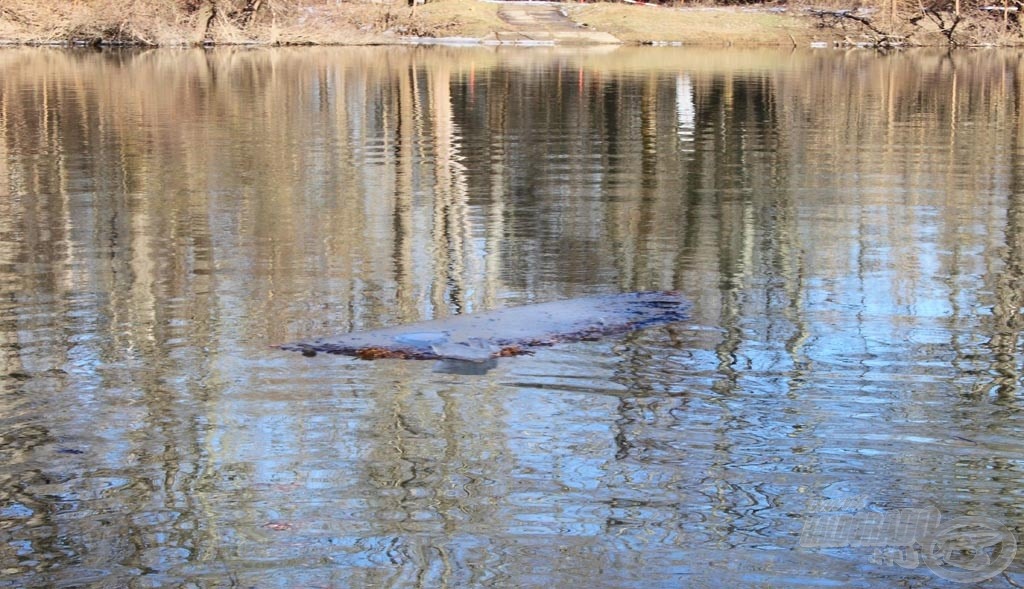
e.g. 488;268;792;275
1;46;1023;587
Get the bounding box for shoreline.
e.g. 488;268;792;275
0;0;1016;48
0;1;847;48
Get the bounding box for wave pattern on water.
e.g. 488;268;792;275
0;46;1023;588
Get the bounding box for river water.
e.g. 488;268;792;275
1;46;1022;588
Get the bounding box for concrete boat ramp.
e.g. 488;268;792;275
484;1;620;44
408;1;621;46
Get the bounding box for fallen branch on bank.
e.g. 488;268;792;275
0;6;30;25
918;4;963;44
235;0;264;27
805;8;911;46
806;1;1024;46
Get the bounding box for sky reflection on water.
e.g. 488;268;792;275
0;46;1022;587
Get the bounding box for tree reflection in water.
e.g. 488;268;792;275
0;46;1021;588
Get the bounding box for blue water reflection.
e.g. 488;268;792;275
0;46;1022;587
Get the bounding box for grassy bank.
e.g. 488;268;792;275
568;4;833;45
0;1;412;45
0;0;1017;46
0;0;840;46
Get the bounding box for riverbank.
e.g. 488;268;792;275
2;0;1015;47
0;0;845;47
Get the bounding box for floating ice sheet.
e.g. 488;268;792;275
280;291;690;362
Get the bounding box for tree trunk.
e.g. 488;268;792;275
239;0;264;26
191;0;216;45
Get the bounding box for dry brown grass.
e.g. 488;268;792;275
414;0;509;38
1;0;1013;46
0;0;835;46
0;0;458;45
0;0;193;45
568;4;839;45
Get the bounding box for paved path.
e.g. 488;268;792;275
482;1;620;45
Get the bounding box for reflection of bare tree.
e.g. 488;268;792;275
429;62;470;318
393;62;418;323
989;160;1024;398
0;48;235;579
0;188;24;382
6;45;1024;584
